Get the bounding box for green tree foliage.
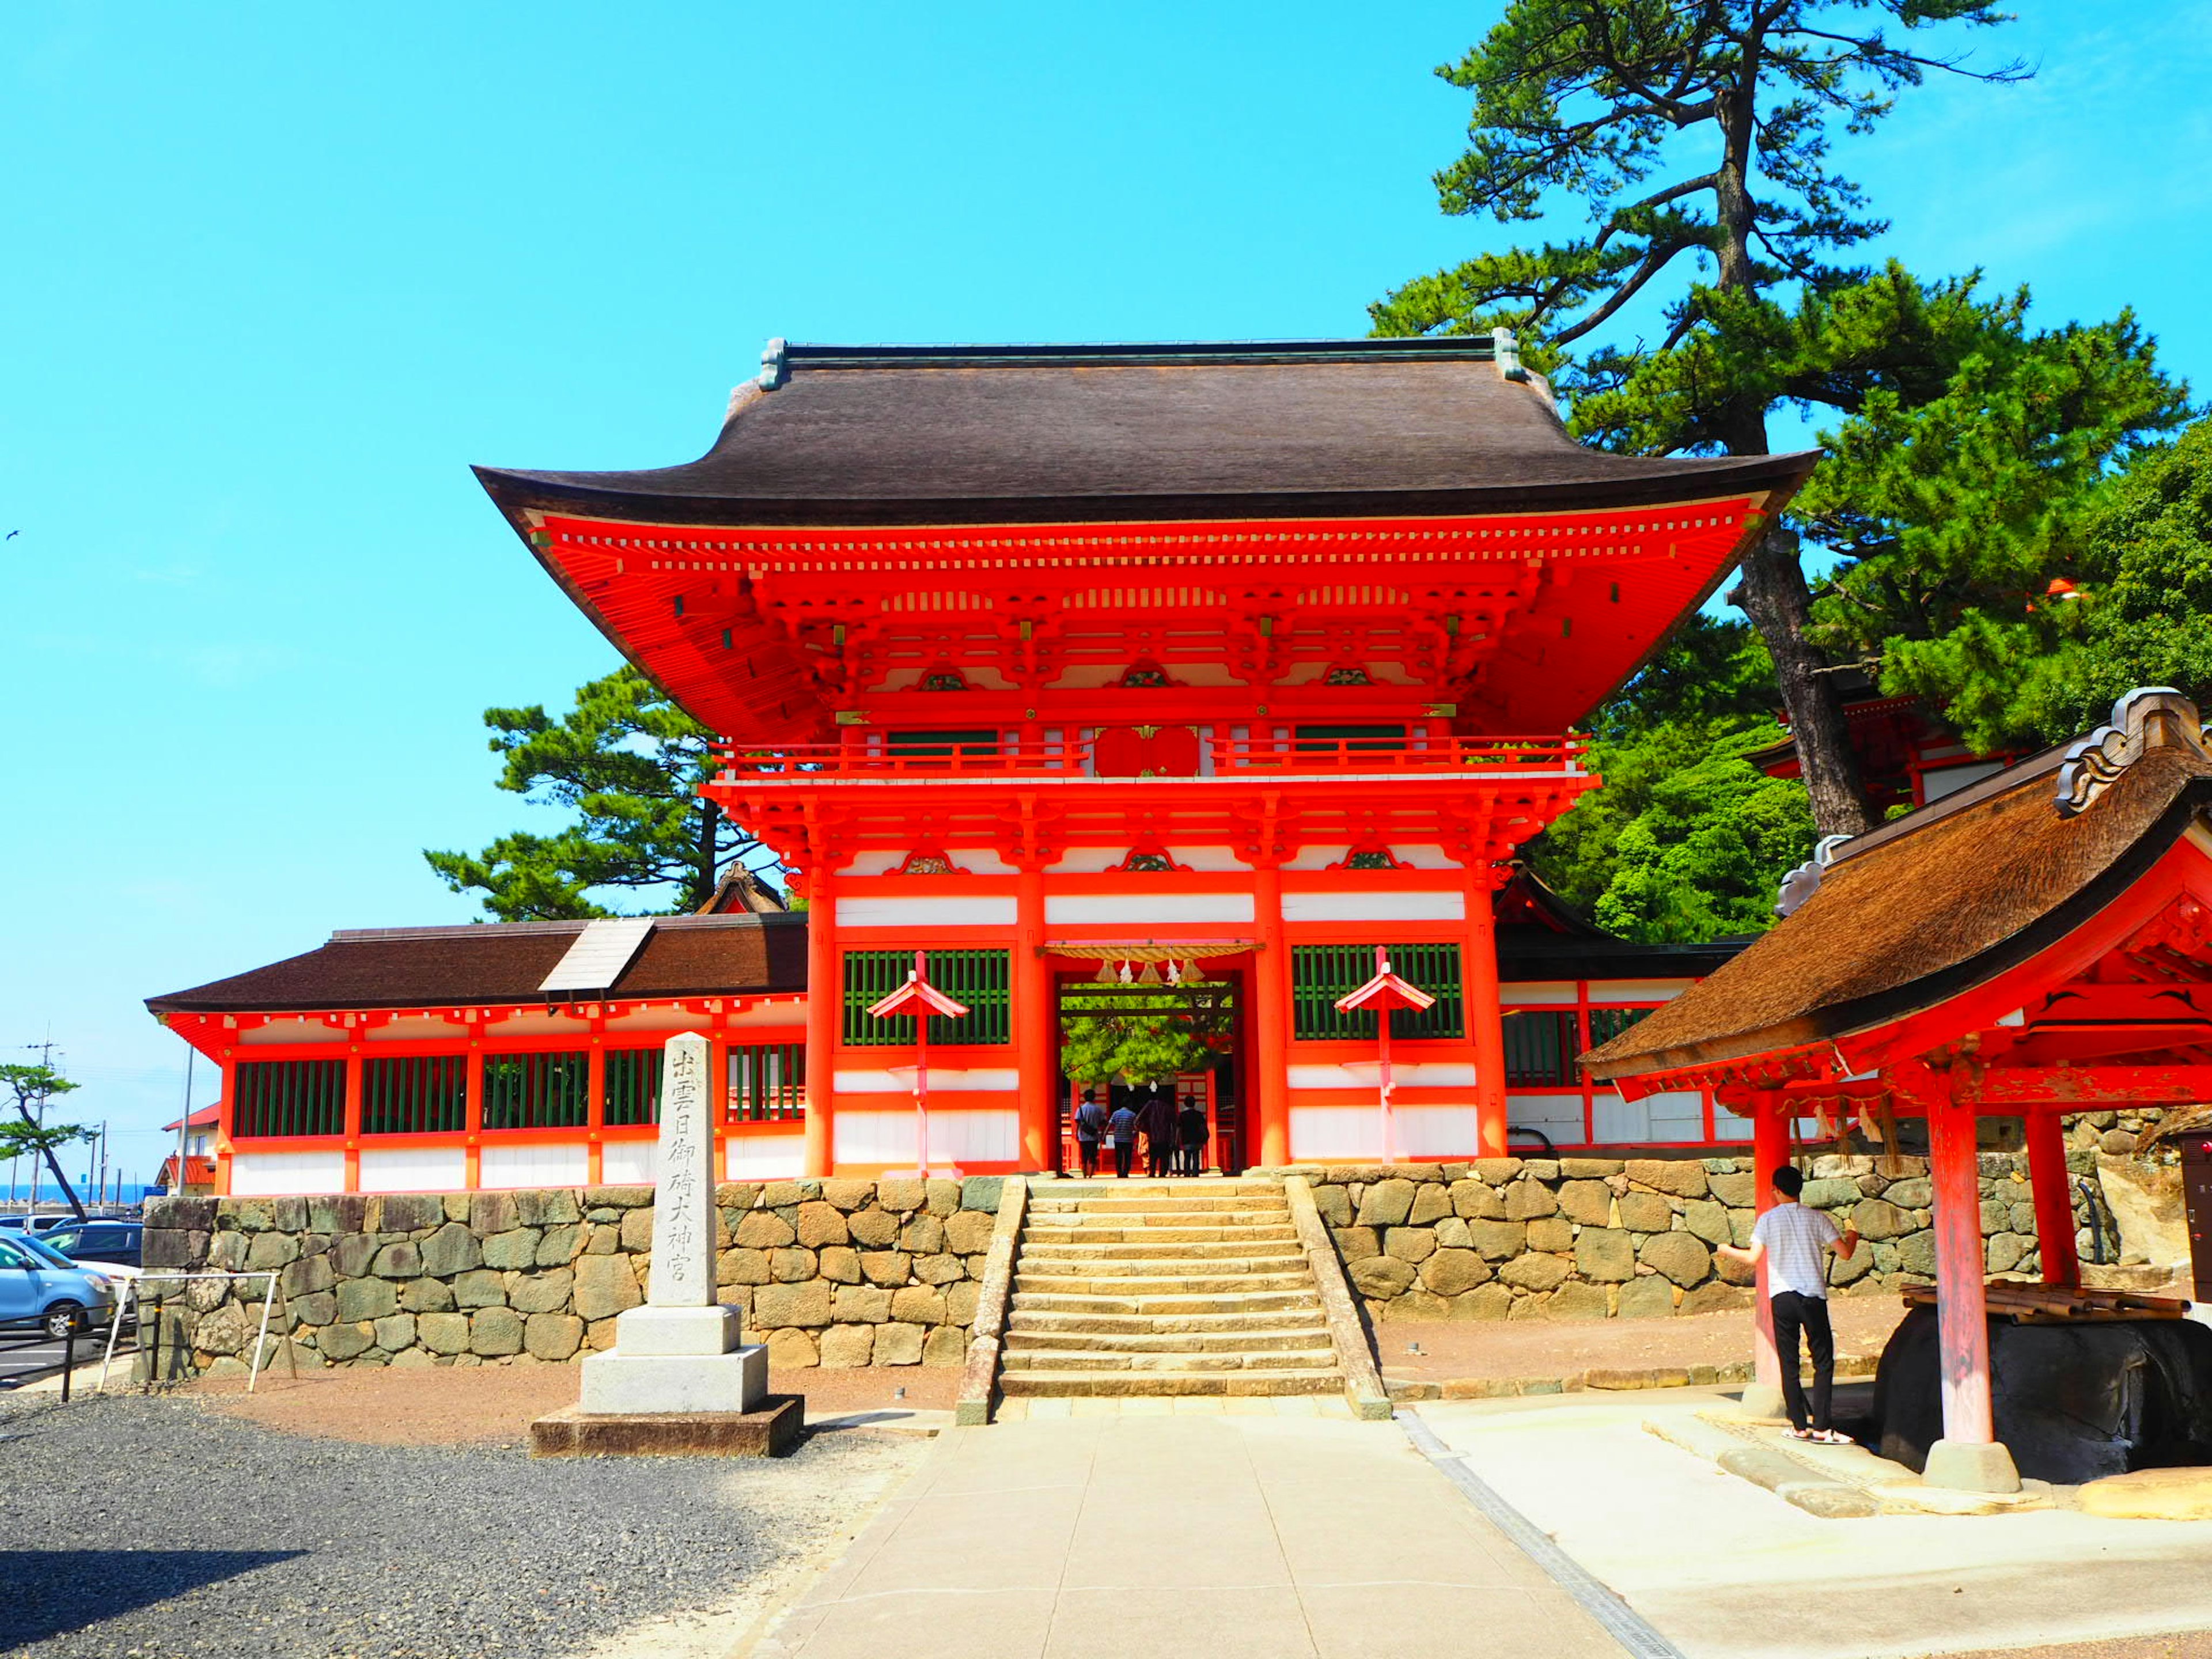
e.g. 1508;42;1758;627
426;666;771;921
1058;986;1225;1086
1529;616;1813;941
1796;315;2192;749
0;1063;90;1220
1373;0;2025;838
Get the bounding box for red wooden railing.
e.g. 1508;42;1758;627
714;733;1583;779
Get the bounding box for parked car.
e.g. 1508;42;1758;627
0;1214;77;1234
0;1233;119;1339
41;1220;144;1274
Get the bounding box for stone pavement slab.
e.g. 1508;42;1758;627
748;1411;1627;1659
1414;1388;2212;1659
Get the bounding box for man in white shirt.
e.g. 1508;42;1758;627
1717;1165;1860;1444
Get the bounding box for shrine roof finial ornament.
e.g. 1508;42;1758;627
2056;688;2210;818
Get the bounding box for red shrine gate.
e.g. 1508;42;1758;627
153;337;1819;1190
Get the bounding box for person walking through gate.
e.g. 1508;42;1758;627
1107;1096;1140;1179
1137;1084;1177;1178
1177;1093;1208;1176
1717;1165;1861;1444
1073;1089;1107;1179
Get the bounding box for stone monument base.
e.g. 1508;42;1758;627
530;1396;803;1459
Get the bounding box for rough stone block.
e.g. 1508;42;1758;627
1355;1179;1416;1228
1681;1200;1733;1247
924;1179;962;1217
245;1232;301;1271
1831;1244;1876;1286
770;1248;817;1283
900;1215;946;1254
1350;1255;1417;1298
1884;1177;1933;1208
290;1291;336;1327
794;1202;849;1248
1385;1228;1438;1263
1575;1229;1635;1283
1547;1282;1610;1320
1499;1253;1570;1293
944;1210;996;1255
317;1321;376;1361
1407;1184;1453;1226
1332;1225;1381;1262
476;1228;537;1271
875;1321;927;1363
1503;1180;1558;1222
1896;1232;1937;1279
373;1312;416;1351
1449;1180;1506;1221
1421;1248;1490;1296
832;1285;892;1323
1389;1289;1452;1323
531;1224;579;1267
753;1280;833;1329
411;1222;478;1278
1556;1180;1611;1227
1559;1157;1624;1179
719;1248;772;1286
571;1255;642;1321
958;1176;1004;1213
1523;1217;1572;1253
418;1311;470;1354
1616;1277;1677;1319
335;1277;397;1322
914;1252;965;1286
819;1324;876;1368
891;1285;948;1325
764;1327;817;1368
1466;1220;1526;1260
280;1254;335;1300
922;1325;967;1367
847;1208;901;1247
328;1233;377;1279
859;1251;912;1287
1626;1159;1707;1199
734;1211;797;1249
1986;1232;2031;1275
1680;1281;1748;1316
811;1245;860;1285
1452;1284;1514;1321
946;1280;982;1324
1313;1185;1353;1226
875;1178;926;1214
1616;1191;1672;1233
380;1194;446;1232
1472;1158;1524;1183
507;1269;573;1315
1640;1231;1711;1287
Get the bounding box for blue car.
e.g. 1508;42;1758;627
0;1230;119;1339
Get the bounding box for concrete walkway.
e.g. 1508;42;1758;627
749;1407;1627;1659
1415;1388;2212;1659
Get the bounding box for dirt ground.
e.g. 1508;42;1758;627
1376;1292;1909;1383
187;1362;959;1445
1934;1637;2212;1659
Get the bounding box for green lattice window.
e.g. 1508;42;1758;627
1502;1010;1579;1088
729;1043;807;1120
843;949;1012;1046
482;1051;589;1130
1290;943;1463;1040
1586;1006;1652;1048
603;1050;662;1127
361;1055;465;1135
233;1059;346;1139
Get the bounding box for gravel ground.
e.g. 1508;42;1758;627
0;1390;929;1659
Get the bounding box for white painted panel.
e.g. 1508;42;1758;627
1501;982;1578;1006
832;1109;1019;1164
836;896;1017;929
1046;846;1248;873
1508;1092;1584;1131
238;1020;344;1046
1394;1105;1479;1157
1046;893;1255;925
725;999;810;1029
834;1067;1020;1094
1645;1090;1706;1135
1586;980;1694;1003
945;847;1018;874
1922;760;2003;802
480;1141;589;1190
1287;1062;1478;1090
726;1135;805;1180
600;1140;660;1185
840;851;907;876
357;1147;467;1194
1289;1106;1381;1161
1282;890;1465;923
1389;844;1461;870
1284;844;1351;872
1592;1092;1649;1142
228;1150;347;1196
1169;845;1249;871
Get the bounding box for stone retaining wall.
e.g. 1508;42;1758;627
143;1177;1006;1377
1290;1152;2063;1323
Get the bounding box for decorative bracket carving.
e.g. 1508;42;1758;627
2058;688;2209;817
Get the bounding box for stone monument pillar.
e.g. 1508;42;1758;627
577;1031;767;1415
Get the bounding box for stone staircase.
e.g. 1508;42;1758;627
998;1179;1346;1397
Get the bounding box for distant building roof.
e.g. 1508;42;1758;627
475;338;1819;529
145;912;806;1015
162;1105;221;1132
1492;866;1745;983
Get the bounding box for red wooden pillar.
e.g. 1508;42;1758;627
215;1056;236;1197
342;1050;363;1194
709;1031;730;1186
585;1037;607;1187
1744;1089;1788;1418
803;877;839;1177
463;1047;484;1191
1014;865;1055;1172
1464;864;1508;1158
2026;1109;2080;1287
1253;862;1291;1168
1922;1067;2021;1491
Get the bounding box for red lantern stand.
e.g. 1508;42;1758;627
1334;946;1437;1166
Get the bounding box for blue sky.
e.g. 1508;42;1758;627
3;1;2208;1185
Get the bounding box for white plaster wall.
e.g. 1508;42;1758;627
834;1067;1019;1094
1282;890;1465;923
726;1136;805;1179
1046;893;1255;926
1501;982;1578;1005
1507;1092;1584;1135
1286;1062;1478;1090
1586;980;1694;1003
228;1150;347;1196
479;1141;589;1189
836;896;1018;929
832;1108;1019;1165
357;1147;467;1194
1288;1104;1474;1161
601;1140;660;1185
